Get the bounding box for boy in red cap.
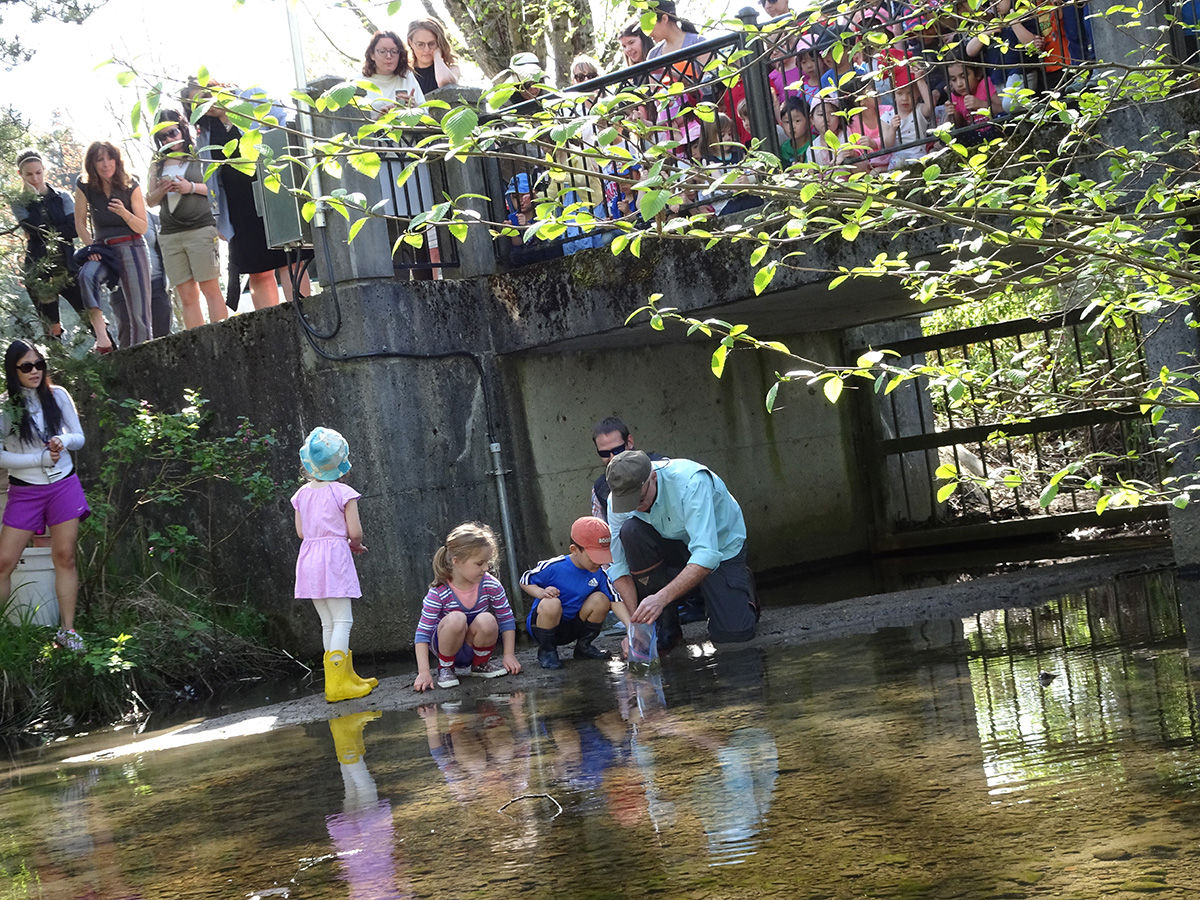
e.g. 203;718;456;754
520;516;631;669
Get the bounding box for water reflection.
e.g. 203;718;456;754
8;567;1200;899
964;568;1200;795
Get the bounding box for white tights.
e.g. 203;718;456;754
312;597;354;653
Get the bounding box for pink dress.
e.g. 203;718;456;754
292;481;362;599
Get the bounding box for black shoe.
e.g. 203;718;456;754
574;622;611;660
537;646;563;669
677;598;706;625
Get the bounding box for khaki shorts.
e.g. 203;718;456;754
159;225;221;287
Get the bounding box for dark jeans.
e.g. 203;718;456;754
619;517;758;642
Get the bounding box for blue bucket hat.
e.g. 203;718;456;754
300;427;351;481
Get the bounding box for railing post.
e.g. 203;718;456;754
737;6;780;158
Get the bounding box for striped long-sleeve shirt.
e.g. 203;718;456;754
413;573;517;644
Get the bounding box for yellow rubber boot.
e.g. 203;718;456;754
324;650;374;702
328;710;382;763
347;651;379;689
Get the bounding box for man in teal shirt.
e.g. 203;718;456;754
606;451;758;651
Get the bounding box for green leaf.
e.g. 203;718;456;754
754;262;777;296
640;189;669;221
937;481;958;503
823;376;843;404
347;217;368;243
116;70;135;87
712;343;728;378
448;221;468;243
1038;483;1059;508
442;107;479;144
800;182;819;203
841;222;860;241
765;381;780;412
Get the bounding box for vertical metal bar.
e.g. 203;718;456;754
737;6;780;157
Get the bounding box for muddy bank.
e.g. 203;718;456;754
65;552;1173;761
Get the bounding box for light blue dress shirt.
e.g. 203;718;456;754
606;458;746;581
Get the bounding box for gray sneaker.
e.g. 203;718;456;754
468;659;507;678
436;664;460;688
55;629;85;652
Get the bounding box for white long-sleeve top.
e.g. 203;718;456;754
0;386;84;483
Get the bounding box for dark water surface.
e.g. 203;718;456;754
4;568;1200;899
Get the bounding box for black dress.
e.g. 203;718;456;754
207;117;288;275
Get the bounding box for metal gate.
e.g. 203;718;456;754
853;308;1171;553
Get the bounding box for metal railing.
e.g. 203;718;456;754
857;307;1168;550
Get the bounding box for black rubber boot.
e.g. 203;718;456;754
573;621;611;660
530;626;563;669
657;602;684;655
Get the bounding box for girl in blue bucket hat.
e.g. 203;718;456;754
293;427;377;702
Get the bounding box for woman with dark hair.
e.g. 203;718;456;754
145;109;227;329
407;17;461;94
74;140;152;347
361;29;425;115
618;19;654;65
11;149;113;350
0;340;90;651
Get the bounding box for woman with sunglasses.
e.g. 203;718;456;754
0;340;90;651
406;17;461;95
145;109;228;330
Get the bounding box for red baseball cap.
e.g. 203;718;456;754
571;516;613;564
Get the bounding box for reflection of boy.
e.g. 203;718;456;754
522;516;631;669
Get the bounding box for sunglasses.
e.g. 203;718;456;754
597;443;627;459
573;70;596;82
16;360;46;374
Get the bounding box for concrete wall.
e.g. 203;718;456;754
98;294;873;655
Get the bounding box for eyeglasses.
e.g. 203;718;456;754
374;46;400;56
573;70;596;82
160;127;181;138
411;40;438;50
16;360;46;374
597;443;627;459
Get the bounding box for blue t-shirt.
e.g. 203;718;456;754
521;554;616;632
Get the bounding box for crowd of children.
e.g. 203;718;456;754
499;0;1094;261
293;427;629;701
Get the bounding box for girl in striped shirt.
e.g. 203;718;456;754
413;522;521;691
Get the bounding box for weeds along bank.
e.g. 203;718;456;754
2;350;295;740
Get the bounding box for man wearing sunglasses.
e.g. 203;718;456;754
589;416;664;519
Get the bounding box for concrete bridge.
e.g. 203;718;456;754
94;2;1200;654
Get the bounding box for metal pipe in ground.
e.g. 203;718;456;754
490;441;524;622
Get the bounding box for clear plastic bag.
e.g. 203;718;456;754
628;622;660;673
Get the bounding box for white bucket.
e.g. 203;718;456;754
7;547;59;628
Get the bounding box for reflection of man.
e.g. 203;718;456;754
605;451;758;651
589;416;664;518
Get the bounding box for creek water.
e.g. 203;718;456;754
4;567;1200;899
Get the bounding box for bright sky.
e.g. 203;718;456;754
0;0;740;165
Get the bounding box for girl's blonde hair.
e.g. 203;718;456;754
431;522;498;587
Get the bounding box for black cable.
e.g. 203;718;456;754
285;238;499;441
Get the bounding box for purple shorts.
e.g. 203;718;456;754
3;473;91;533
